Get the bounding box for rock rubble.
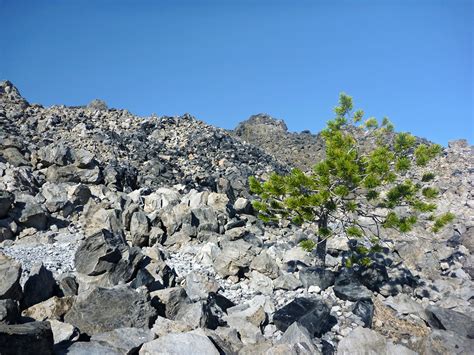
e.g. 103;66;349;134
0;80;472;354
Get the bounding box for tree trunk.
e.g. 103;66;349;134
313;215;328;267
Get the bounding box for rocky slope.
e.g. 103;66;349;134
0;80;472;354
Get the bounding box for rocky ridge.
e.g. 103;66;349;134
232;113;431;172
0;80;472;354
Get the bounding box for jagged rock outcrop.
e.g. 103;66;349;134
233;113;324;171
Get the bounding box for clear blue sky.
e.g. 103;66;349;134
0;0;472;145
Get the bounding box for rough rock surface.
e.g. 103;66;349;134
64;286;156;335
0;80;472;354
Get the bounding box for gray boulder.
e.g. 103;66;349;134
250;251;280;279
299;267;335;290
274;322;321;354
130;211;150;247
424;329;474;354
143;188;181;213
192;206;219;233
91;327;155;354
234;197;253;214
139;330;220;355
223;295;270;345
174;301;211;329
249;270;274;295
82;205;124;237
74;230;126;276
64;285;156;335
37;144;71;167
46;165;102;184
337;327;416;355
49;319;79;345
425;305;474;339
214;239;257;277
1;147;29;167
41;182;70;213
266;342;320;355
160;203;195;236
184;271;219;302
150;287;190;319
67;184;92;209
87;99;108;111
72;148;96;168
274;274;303;291
0;321;54;355
22;263;56;309
63;341;121;355
278;321;314;346
0;253;22;301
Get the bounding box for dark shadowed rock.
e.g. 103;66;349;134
273;297;333;337
334;270;372;302
299;267;335;290
0;191;13;218
58;273;79;296
64;286;156;335
22;263;56;309
359;264;389;291
0;253;22;301
17;201;48;230
0;321;54;355
352;299;374;328
0;299;20;324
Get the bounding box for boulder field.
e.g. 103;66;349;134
0;80;473;354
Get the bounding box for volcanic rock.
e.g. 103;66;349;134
64;285;156;335
273;297;332;337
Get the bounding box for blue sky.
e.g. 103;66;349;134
0;0;472;145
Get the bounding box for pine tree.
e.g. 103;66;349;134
249;94;454;266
